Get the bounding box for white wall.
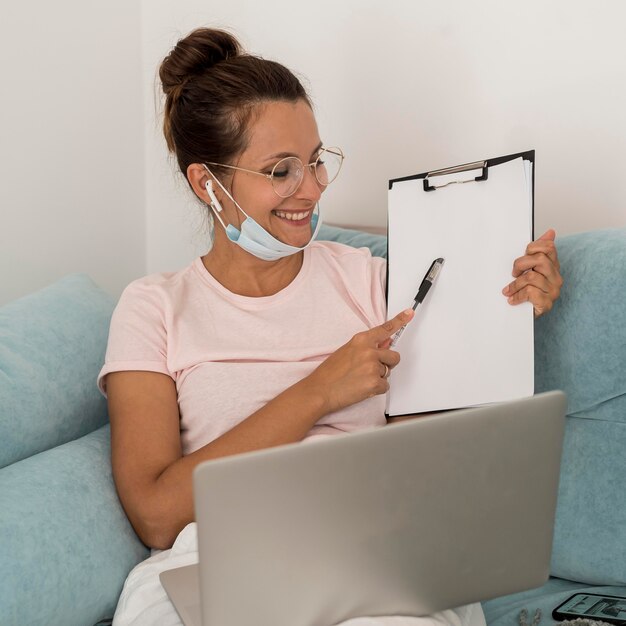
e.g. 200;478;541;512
2;1;625;303
0;0;145;305
142;0;626;274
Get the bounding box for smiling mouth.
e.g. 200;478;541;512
272;209;312;223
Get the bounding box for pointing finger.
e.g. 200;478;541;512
367;309;414;345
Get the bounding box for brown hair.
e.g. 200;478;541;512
159;27;311;178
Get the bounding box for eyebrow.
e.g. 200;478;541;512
262;141;324;163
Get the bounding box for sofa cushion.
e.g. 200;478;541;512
534;228;626;585
0;274;115;468
535;227;626;415
0;424;149;625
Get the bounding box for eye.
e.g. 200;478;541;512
271;156;298;178
313;150;326;163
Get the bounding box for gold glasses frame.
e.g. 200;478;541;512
206;146;344;198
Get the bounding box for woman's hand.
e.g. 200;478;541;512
502;229;563;318
303;309;414;415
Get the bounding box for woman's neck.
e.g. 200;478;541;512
201;241;304;297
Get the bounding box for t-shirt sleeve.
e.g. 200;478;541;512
97;280;173;397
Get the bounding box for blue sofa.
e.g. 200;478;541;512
1;225;625;626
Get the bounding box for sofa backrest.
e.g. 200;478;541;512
533;227;626;585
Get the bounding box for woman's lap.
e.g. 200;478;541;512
112;524;486;626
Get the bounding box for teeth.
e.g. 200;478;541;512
274;210;310;221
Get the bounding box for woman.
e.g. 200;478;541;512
98;27;563;626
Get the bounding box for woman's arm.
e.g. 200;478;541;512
107;370;327;550
108;309;413;550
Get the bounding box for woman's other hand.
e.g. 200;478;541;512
304;309;414;414
502;229;563;318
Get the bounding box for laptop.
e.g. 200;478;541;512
160;390;566;626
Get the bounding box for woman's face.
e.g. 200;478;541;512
218;98;326;249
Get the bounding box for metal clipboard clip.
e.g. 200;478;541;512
423;160;489;192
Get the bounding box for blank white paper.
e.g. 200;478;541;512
387;157;534;416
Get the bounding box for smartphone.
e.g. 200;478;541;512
553;592;626;625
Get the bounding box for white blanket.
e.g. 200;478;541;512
112;523;486;626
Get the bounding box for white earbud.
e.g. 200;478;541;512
204;179;224;213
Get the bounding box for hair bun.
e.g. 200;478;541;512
159;27;242;97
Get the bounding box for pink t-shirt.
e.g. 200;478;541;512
97;241;387;455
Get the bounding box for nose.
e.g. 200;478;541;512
293;163;323;203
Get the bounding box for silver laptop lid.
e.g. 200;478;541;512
192;391;566;626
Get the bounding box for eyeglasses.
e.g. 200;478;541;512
206;146;344;198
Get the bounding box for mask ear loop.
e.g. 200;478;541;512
204;180;229;230
202;164;251;227
202;165;230;230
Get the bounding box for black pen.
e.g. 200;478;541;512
390;257;445;347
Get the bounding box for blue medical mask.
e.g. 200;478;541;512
203;165;322;262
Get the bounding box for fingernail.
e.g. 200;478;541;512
403;308;414;318
502;285;509;295
507;297;514;304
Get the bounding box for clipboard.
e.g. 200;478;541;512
386;150;535;417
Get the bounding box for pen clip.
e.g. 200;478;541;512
423;258;445;284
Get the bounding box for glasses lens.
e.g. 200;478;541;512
315;147;344;186
271;157;303;198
